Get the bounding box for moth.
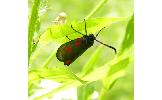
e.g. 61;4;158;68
56;19;116;66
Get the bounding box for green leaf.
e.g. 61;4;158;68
119;15;134;55
33;51;131;99
83;48;131;82
103;57;129;89
28;0;40;60
99;57;129;99
107;57;129;77
81;45;103;77
29;67;86;84
77;83;95;100
39;17;125;43
85;0;109;19
28;81;40;96
31;38;39;54
35;18;40;33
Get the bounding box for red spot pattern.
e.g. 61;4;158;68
75;38;81;47
65;59;71;65
67;45;72;54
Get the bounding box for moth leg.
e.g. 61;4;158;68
66;36;71;40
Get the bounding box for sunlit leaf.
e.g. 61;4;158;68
77;83;95;100
33;51;131;99
119;15;134;54
29;67;86;84
28;0;40;59
103;57;129;88
28;80;43;96
81;45;103;77
107;57;129;77
98;57;129;99
40;17;125;43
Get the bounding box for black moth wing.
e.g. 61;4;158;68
56;36;94;66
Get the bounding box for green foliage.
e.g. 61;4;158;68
99;57;130;99
119;15;134;55
28;0;40;61
85;0;109;19
99;14;134;100
29;67;86;84
81;45;103;77
77;83;95;100
28;0;134;100
39;17;125;43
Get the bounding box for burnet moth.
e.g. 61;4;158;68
56;19;116;66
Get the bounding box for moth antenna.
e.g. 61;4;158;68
84;19;87;35
96;27;106;37
71;25;84;36
95;39;117;54
66;36;71;40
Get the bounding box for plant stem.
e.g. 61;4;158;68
28;0;40;63
85;0;109;19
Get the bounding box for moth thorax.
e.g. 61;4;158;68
83;34;95;47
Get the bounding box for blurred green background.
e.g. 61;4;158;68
28;0;134;100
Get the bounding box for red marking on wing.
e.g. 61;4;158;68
75;38;81;47
67;45;72;54
65;59;71;65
